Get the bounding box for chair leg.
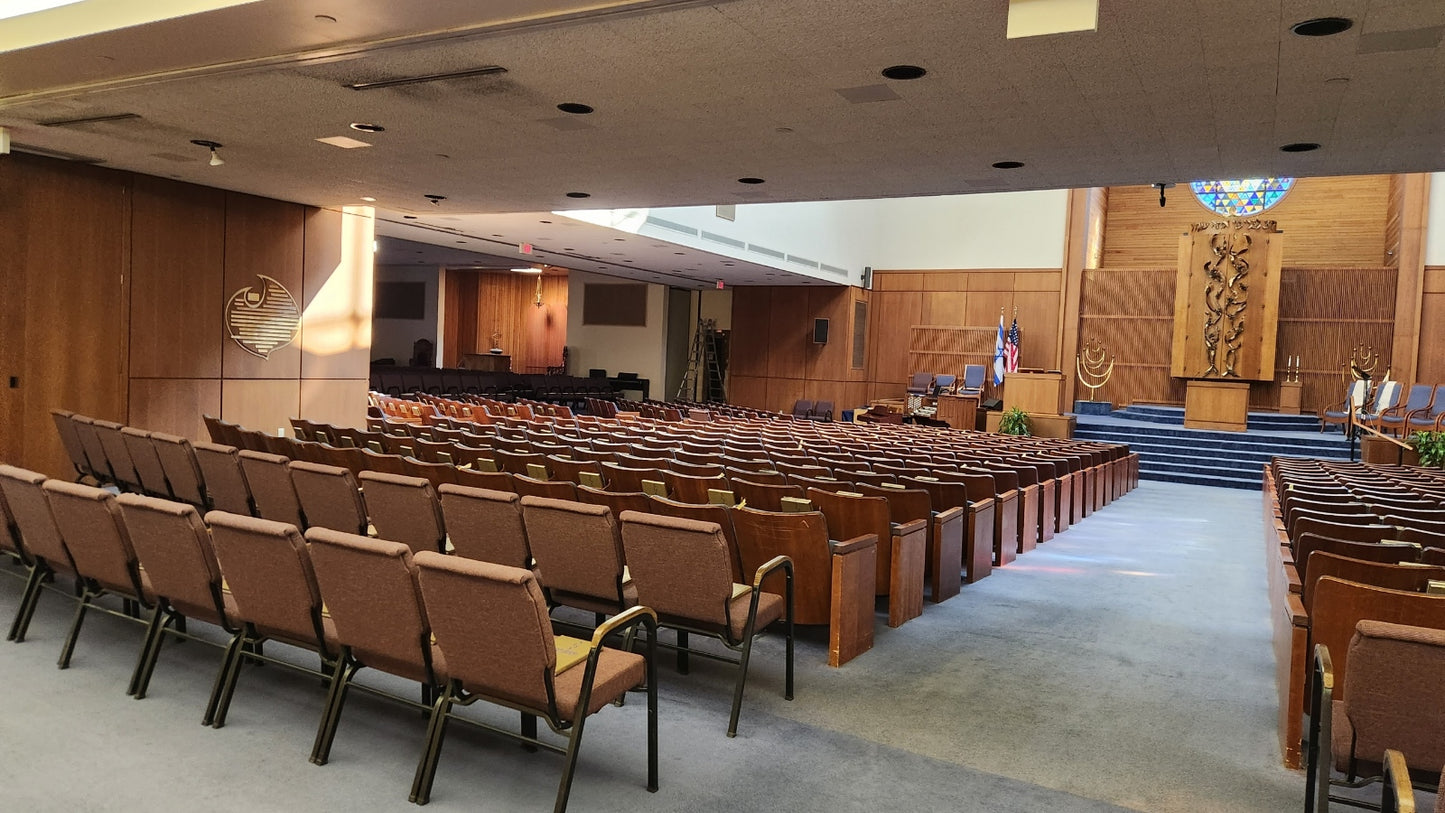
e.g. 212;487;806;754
409;688;454;805
645;632;658;794
311;658;358;765
727;633;756;738
203;632;245;726
57;589;96;669
521;712;538;753
211;632;252;729
554;716;590;813
128;605;169;696
6;564;45;642
675;629;689;674
134;611;178;700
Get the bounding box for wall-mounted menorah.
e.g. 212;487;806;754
1076;338;1115;402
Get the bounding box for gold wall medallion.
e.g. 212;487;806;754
225;274;300;359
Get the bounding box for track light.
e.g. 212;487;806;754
1152;182;1175;207
191;139;224;167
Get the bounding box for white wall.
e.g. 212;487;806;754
1426;172;1445;266
371;265;439;365
566;270;669;396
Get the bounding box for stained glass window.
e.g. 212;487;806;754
1189;178;1294;217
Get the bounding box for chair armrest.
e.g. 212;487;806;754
968;498;993;513
934;505;965;524
1306;644;1336;813
752;555;794;589
830;533;878;556
1381;750;1417;813
589;605;658;648
995;488;1019;503
890;518;927;537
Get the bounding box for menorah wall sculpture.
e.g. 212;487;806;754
1076;338;1115;402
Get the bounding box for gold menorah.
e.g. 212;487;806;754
1076;338;1115;402
1343;344;1380;383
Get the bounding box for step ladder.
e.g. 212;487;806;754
677;318;727;403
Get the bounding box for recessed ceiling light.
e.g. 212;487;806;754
881;65;926;80
992;160;1025;169
316;135;372;149
1291;17;1353;37
557;102;595;115
360;196;376;202
350;122;385;133
539;220;552;225
424;194;447;206
435;154;450;159
565;192;591;199
1280;142;1321;153
315;14;337;23
674;252;685;256
456;241;466;244
737;177;765;184
403;215;418;220
347;66;507;92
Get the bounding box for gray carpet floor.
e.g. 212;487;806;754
0;481;1304;811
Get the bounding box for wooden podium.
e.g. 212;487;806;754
936;394;979;431
1002;371;1063;415
1184;380;1250;431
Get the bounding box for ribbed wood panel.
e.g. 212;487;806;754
1101;176;1393;268
442;271;568;372
1422;267;1445;383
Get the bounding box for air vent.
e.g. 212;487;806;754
701;231;747;250
347;66;507;91
787;255;820;269
644;216;699;236
820;263;850;276
749;244;786;260
13;143;103;163
38;112;141;128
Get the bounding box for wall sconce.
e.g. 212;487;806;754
534;276;544;308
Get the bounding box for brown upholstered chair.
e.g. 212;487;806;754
410;553;658;809
71;415;117;486
359;471;446;554
288;460;368;535
0;465;78;642
120;427;172;498
93;419;144;492
1307;620;1445;812
114;493;240;708
193;442;255;516
203;511;340;728
50;409;96;483
513;474;578;501
521;496;635;619
150;432;209;509
41;480;155;670
619;511;792;736
806;487;925;628
305;528;447;765
730;506;875;667
438;484;532;568
238;450;307;529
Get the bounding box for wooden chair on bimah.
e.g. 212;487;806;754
805;488;924;627
1306;619;1445;813
730;506;876;667
899;476;993;586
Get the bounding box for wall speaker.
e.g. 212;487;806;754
813;317;830;344
981;397;1003;410
862;266;873;290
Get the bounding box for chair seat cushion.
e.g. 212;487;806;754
554;646;644;720
728;590;785;640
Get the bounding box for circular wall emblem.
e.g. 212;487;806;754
1190;178;1294;217
225;274;300;359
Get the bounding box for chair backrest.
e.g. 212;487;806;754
413;553;557;716
812;401;834;419
932;375;956;392
150;432;208;508
661;470;726;505
1346;380;1368;408
42;480;146;597
453;467;515;491
1302;551;1445;611
71;415;115;483
358;471;446;554
238;450;307;529
1292;517;1398;548
0;464;73;572
806;488;890;544
93;419;143;491
731;506;833;625
520;495;627;607
1338;620;1445;776
512;474;578;501
791;399;813;418
306;527;436;683
205;511;331;655
646;495;744;583
574;484;651;521
194;442;254;516
115;493;228;626
120;427;172;498
1311;576;1445;705
1295;534;1421;584
907;372;932;392
1369;381;1402;412
962;364;986;391
730;478;804;512
50;409;93;479
1400;383;1434;412
601;462;666;493
438;484;531;567
288;460;367;535
619;511;734;630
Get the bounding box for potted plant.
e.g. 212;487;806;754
1409;431;1445;468
997;406;1033;437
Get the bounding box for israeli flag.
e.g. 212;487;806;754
992;311;1006;386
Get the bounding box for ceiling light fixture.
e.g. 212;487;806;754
403;215;418;220
360;196;376;202
737;177;765;184
191;139;224;166
557;102;595;115
512;267;543;274
1291;17;1353;37
346;66;507;91
349;122;385;133
991;160;1025;169
316;135;372;149
424;194;447;206
1280;142;1321;153
881;65;927;80
1151;181;1176;207
565;192;591;198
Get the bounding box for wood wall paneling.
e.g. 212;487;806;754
765;288;810;380
1390;174;1430;384
866;290;922;386
300;379;370;429
1101;177;1393;269
129;175;225;379
442;272;568;373
128;379;221;442
300;207;373;381
221;379;301;437
1418;267;1445;383
0;156;28;464
727;288;772;380
221;193;306;380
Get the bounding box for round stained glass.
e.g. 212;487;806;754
1190;178;1295;217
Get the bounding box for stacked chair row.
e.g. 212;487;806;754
1321;381;1445;437
0;457;809;810
1262;457;1445;807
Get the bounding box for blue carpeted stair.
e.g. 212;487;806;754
1074;405;1353;490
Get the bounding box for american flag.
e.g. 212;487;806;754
1004;317;1020;373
